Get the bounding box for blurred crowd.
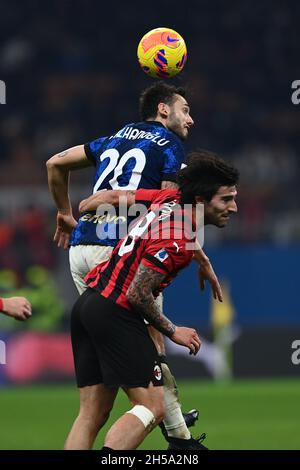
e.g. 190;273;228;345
0;0;299;274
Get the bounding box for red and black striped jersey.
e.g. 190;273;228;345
84;189;195;310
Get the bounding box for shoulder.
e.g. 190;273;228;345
151;189;180;204
135;188;179;206
143;237;193;275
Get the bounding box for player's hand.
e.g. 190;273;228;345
198;259;223;302
2;297;32;321
170;327;201;356
54;212;77;249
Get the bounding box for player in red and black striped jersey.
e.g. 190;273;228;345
49;82;224;449
84;189;194;311
65;152;239;450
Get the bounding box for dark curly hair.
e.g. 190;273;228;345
177;150;239;204
139;81;187;120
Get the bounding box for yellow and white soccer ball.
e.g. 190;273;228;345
137;27;187;78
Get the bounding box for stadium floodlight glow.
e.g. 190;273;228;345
0;80;6;104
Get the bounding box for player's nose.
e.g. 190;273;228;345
228;201;238;213
187;115;194;127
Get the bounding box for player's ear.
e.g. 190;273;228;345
195;196;205;204
157;102;169;118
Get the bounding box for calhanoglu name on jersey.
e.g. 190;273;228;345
110;126;170;146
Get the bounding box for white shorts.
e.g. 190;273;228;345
69;245;114;295
69;244;163;315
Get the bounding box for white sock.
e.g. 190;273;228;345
161;362;191;440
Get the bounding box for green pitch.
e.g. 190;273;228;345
0;379;299;450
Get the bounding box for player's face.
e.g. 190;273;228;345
202;186;238;227
166;95;194;140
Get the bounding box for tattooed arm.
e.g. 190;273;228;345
127;263;201;354
127;264;175;336
46;145;92;248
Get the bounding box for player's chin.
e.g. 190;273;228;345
217;219;228;228
219;217;230;227
180;128;189;140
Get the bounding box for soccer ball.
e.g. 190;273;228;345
137;27;187;79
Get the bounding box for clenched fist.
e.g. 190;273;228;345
1;297;32;321
170;327;201;356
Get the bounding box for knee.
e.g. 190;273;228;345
79;405;112;430
126;402;165;429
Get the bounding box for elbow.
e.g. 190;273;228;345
108;191;122;207
79;199;87;213
109;190;132;207
111;193;119;206
46;155;59;171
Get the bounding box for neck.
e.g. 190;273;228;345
146;117;166;128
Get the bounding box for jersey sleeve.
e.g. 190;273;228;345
161;139;185;182
135;189;163;207
141;238;193;276
135;189;178;208
84;137;107;166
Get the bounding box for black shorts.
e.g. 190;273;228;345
71;288;163;389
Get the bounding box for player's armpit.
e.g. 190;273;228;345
126;263;176;337
79;190;136;213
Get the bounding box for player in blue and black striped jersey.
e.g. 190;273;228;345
47;82;221;450
71;119;186;248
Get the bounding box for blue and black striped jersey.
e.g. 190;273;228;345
70;121;185;246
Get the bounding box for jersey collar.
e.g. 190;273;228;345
144;120;166;128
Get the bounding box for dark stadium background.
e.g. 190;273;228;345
0;0;299;450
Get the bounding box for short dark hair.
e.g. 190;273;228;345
177;150;239;204
139;81;186;120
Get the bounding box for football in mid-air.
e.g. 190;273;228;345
137;27;187;78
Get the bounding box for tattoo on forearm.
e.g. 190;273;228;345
58;150;69;158
127;264;176;337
